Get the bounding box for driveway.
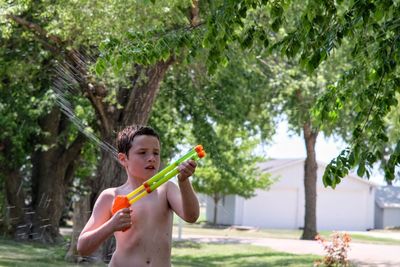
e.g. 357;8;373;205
174;233;400;267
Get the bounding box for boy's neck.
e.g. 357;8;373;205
125;175;144;189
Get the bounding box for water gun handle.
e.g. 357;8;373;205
111;195;131;232
111;195;130;214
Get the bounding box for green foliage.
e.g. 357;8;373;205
0;3;100;217
1;5;58;231
4;0;399;193
281;1;400;186
91;0;278;74
224;0;400;186
95;26;203;75
150;47;275;198
192;125;272;199
0;26;53;171
2;0;276;207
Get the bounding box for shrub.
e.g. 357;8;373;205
314;231;351;267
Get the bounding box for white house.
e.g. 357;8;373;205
206;158;377;231
375;186;400;229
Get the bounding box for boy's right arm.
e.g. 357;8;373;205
77;190;132;256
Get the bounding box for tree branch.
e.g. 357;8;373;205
122;57;175;126
191;0;201;27
7;14;63;54
62;132;87;164
8;14;113;134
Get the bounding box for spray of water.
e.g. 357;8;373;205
51;49;118;159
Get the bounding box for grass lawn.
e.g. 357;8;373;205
0;237;320;267
0;237;77;267
172;240;319;267
173;223;400;245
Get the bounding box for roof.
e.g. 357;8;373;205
257;158;304;172
376;186;400;208
258;158;378;187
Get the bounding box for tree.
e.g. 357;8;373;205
193;126;272;225
181;0;400;186
252;0;400;186
195;1;351;239
149;50;275;224
288;1;400;188
174;0;400;238
0;16;87;243
254;51;354;239
3;0;203;261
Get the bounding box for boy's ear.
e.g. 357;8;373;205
117;153;127;166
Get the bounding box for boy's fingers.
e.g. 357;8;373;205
184;160;196;168
188;160;197;167
181;161;196;171
121;208;131;213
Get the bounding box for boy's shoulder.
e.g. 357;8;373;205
99;187;119;198
101;184;133;197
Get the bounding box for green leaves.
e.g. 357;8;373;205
241;27;255;49
192;125;273;199
90;0;400;187
95;57;107;76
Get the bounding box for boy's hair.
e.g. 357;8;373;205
116;125;160;156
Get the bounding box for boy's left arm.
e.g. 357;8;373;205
167;160;200;223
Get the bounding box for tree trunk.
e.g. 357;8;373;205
3;169;26;237
0;138;26;237
65;195;92;263
301;122;319;240
29;108;85;243
212;194;220;225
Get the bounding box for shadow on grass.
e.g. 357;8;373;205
173;240;203;248
0;258;66;267
174;238;246;246
0;237;76;267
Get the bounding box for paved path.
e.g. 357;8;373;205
174;234;400;267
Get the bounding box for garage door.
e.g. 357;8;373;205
242;187;299;229
317;189;367;230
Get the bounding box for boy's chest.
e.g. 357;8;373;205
129;189;171;224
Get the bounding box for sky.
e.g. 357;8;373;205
261;121;387;185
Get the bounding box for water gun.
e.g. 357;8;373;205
111;145;206;215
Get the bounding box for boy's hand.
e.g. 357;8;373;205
111;208;132;232
178;160;197;182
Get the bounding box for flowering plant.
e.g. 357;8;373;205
314;231;352;267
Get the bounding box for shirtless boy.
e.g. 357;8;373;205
77;125;200;266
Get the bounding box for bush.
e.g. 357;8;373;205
314;231;351;267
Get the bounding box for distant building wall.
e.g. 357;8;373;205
206;159;376;231
206;195;236;225
382;208;400;228
374;203;384;229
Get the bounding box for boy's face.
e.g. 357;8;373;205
120;135;161;181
